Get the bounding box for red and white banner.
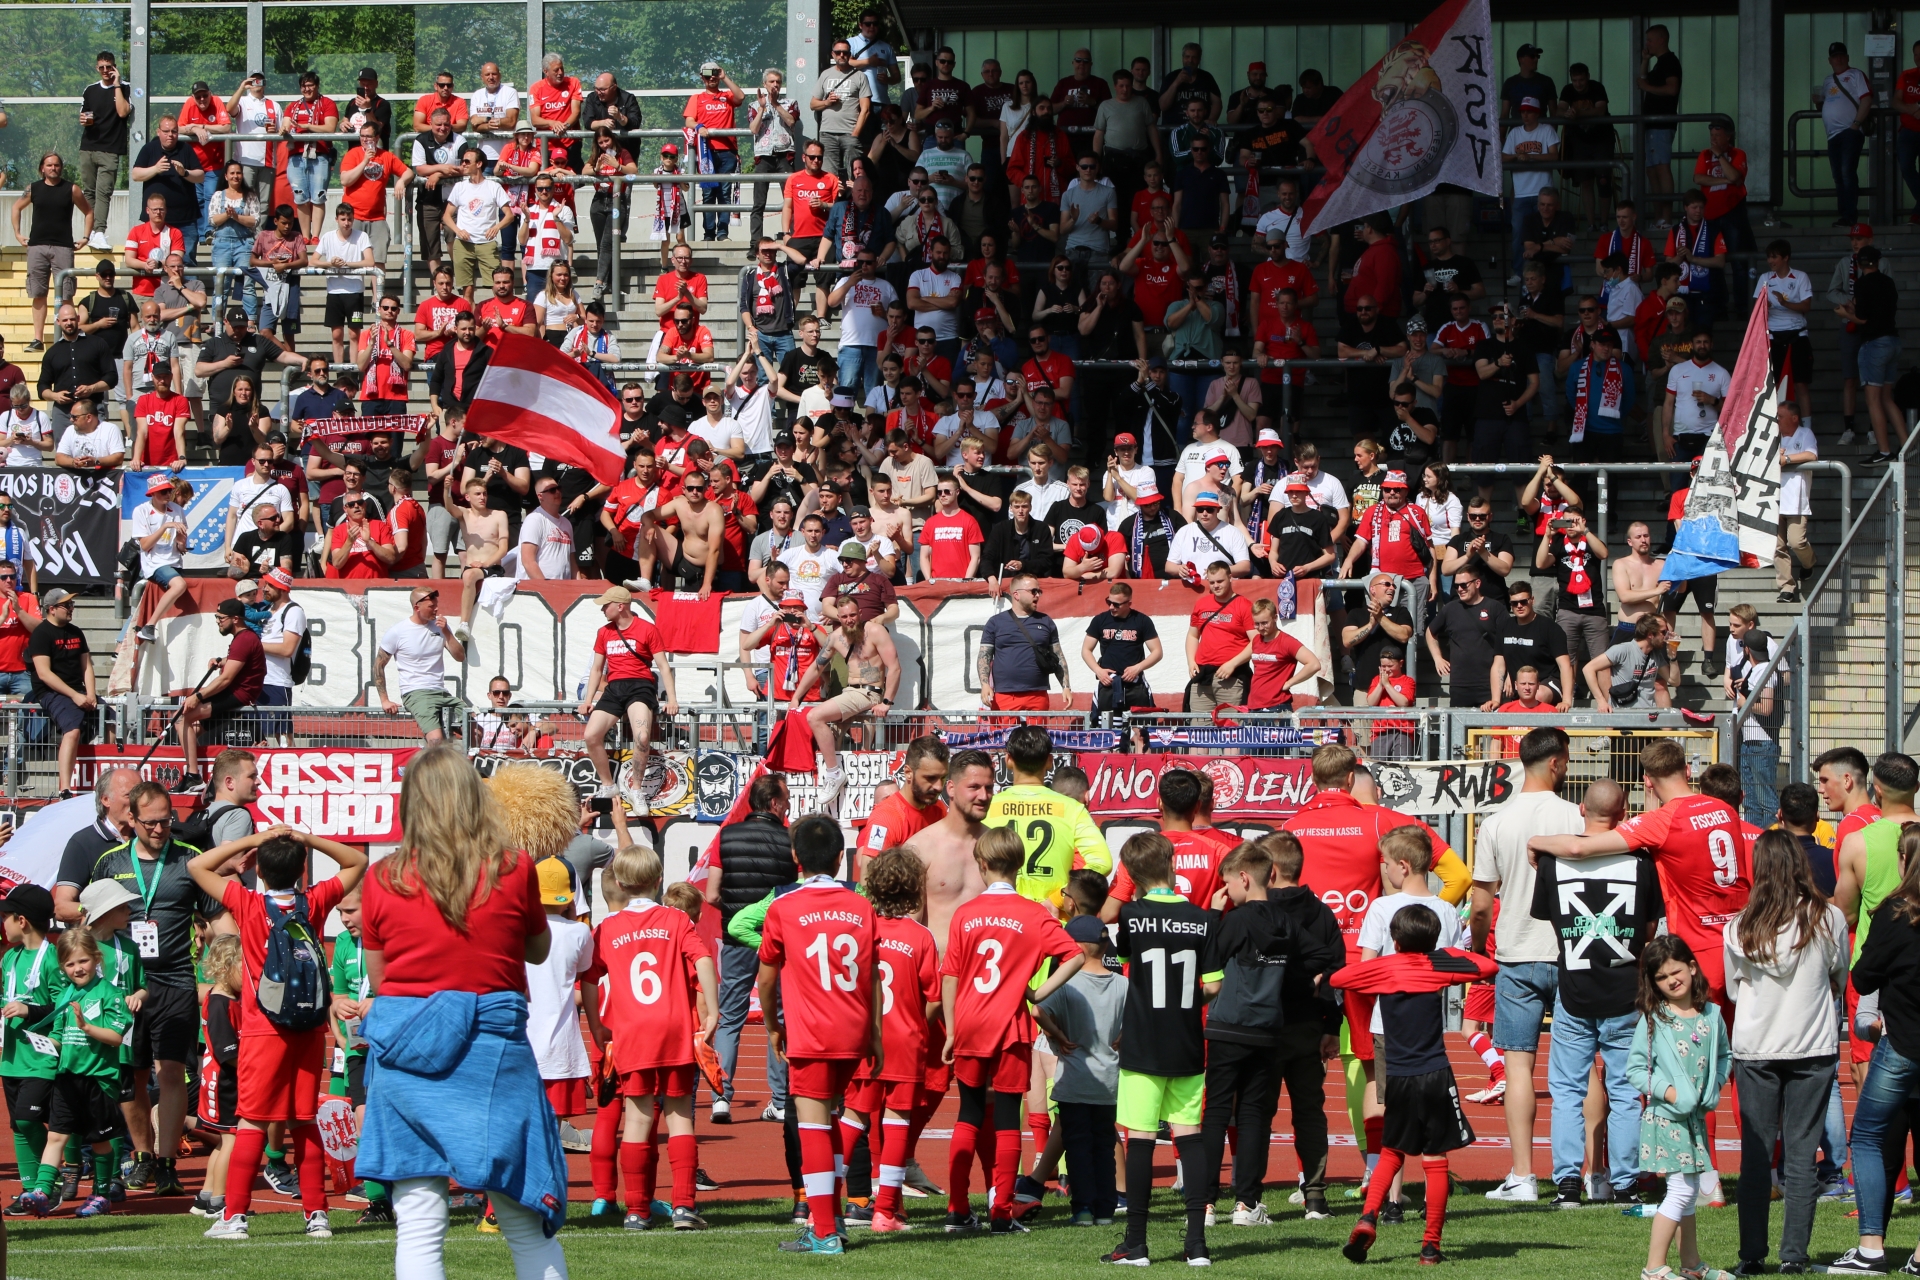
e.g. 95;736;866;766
1301;0;1500;234
467;333;626;487
299;414;435;443
75;746;416;843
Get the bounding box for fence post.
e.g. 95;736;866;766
1889;455;1907;752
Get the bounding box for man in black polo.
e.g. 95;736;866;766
1424;562;1509;709
52;766;142;924
704;772;795;1122
81;778;225;1195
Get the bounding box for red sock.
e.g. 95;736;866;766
619;1142;650;1216
947;1121;978;1215
799;1123;838;1239
976;1120;999;1215
639;1139;659;1205
667;1133;698;1210
290;1123;328;1216
1422;1158;1450;1247
1027;1112;1051;1174
838;1116;866;1199
992;1127;1021;1219
1705;1112;1719;1172
222;1126;268;1219
876;1118;911;1216
1363;1115;1385;1158
1467;1032;1507;1085
590;1106;621;1201
1362;1148;1405;1217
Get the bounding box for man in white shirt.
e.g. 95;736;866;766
1166;491;1251;577
776;513;835;618
516;475;576;581
1774;401;1819;602
466;62;521;165
1755;238;1815;423
441;147;513;302
1011;445;1069;520
130;473;188;643
826;250;896;398
1501;98;1559;282
256;568;306;742
692;385;746;460
725;350;776;461
1599;253;1643;359
225;445;294;547
1172;411;1242;511
918;119;970;210
315;204;376;364
1816;41;1874;228
375;585;467;743
1252;177;1310;263
906;237;963;363
846;9;897;106
1662;329;1726;463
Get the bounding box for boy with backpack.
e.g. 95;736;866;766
187;823;368;1240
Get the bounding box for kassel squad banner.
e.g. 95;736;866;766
1301;0;1501;235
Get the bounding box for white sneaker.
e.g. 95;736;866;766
1839;428;1859;446
1584;1173;1613;1203
557;1121;591;1153
1699;1167;1724;1205
1466;1080;1507;1104
204;1213;250;1239
594;783;617;800
818;766;846;807
623;578;652;593
304;1210;333;1239
1287;1188;1305;1205
1485;1173;1538;1202
1231;1203;1272;1225
711;1098;731;1124
452;621;473;644
88;230;110;251
761;1101;786;1122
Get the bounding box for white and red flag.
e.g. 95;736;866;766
1300;0;1501;235
465;333;626;487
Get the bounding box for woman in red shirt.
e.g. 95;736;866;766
357;745;567;1274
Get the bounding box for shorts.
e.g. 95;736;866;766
235;1027;326;1121
3;1074;52;1124
1664;574;1718;612
667;550;703;590
1644;128;1675;168
921;1059;952;1098
786;237;831;290
1848;980;1874;1064
452;239;501;293
130;981;199;1068
427;503;460;555
594;677;658;722
145;564;182;589
954;1043;1031;1094
1381;1067;1474;1156
1491;960;1558;1052
1471;416;1530;465
401;687;464;735
818;685;884;720
1769;330;1814;389
324;292;367;329
287;153;332;205
341;1053;366;1108
37;688;92;739
619;1063;698;1098
1115;1068;1205;1132
1343;987;1376;1061
1860;335;1901;388
114;1066;135;1103
846;1075;921;1115
49;1074;126;1145
178;346;206;399
787;1055;861;1101
205;691;255;743
990;690;1052;712
545;1076;588;1116
1462;979;1496;1025
26;244;74;301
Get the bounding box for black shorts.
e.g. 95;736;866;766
206;691;255;742
130;982;200;1069
37;688;93;739
668;551;703;590
49;1074;126;1145
1381;1067;1474;1156
1471;416;1530;465
343;1053;366;1108
1093;677;1156;712
324;293;366;328
595;678;658;722
1769;330;1814;388
1664;574;1718;611
3;1074;53;1124
201;1060;238;1131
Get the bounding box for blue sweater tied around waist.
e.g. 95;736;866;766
358;990;570;1236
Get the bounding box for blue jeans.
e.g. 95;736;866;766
1547;998;1642;1189
194;173;217;261
755;330;794;367
1739;738;1781;829
1830;128;1866;225
210;230;254;317
287;154;331;206
713;940;786;1104
1534;350;1562;423
836;345;878;399
700;148;739;240
1901;130;1920;210
1818;1068;1847;1185
1170;370;1210;434
1851;1036;1920;1238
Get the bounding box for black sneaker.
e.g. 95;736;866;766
1303;1191;1332;1220
124;1152;157;1189
694;1167;720;1193
3;1193;29;1216
1827;1248;1891;1274
845;1202;874;1225
23;341;42;353
989;1215;1030;1234
1898;1257;1920;1276
1380;1198;1405;1224
1776;589;1801;604
1420;1242;1445;1266
359;1199;396;1226
151;1158;187;1197
1867;451;1896;466
1100;1241;1151;1266
944;1211;980;1232
263;1161;300;1198
1343;1214;1378;1263
60;1162;82;1203
1552;1177;1583;1207
170;774;206;795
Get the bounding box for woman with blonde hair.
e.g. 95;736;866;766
357;743;568;1280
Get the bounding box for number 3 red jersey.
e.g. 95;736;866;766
584;901;711;1072
759;878;877;1059
863;914;941;1083
1614;794;1750;991
941;883;1080;1057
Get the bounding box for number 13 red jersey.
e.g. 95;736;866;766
1613;794;1750;991
585;901;711;1072
940;884;1079;1057
759;878;877;1060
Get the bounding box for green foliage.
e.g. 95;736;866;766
545;0;784;92
830;0;901;47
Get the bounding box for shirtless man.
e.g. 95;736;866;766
450;475;508;640
1609;520;1667;644
790;594;900;808
642;468;725;598
904;747;994;952
867;475;914;576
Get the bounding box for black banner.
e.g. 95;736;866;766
1;469;119;586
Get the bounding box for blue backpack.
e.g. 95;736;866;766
257;892;333;1032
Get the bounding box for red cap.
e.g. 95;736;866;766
1113;432;1138;446
1382;470;1409;488
1851;223;1874;238
1284;478;1310;493
262;568;294;592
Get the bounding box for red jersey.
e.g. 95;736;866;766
1433;319;1490;386
283;95;338;160
134;392;190;467
585;901;711;1072
389;497;426;575
1693;148;1748;223
1256;318;1320;383
916;510;983;579
1492;698;1550;756
653;271;709;330
1837;805;1884;848
1246;629;1306;708
1021;352;1075;411
1902;68;1920;134
713;489;756;572
784;171;841;238
1130;187;1172;230
885;406;939;452
1594;228;1656;278
124;224;184;296
219;878;348;1037
595;617;661;683
1613;794;1750;990
413;92;469;128
683;88;745;151
658;324;715;391
861;791;946;856
864;915;940;1083
962;258;1020;291
0;593;41;674
1283;791;1438;958
940;884;1079;1057
324;519;394;579
1368;675;1419;734
1107;830;1229;908
177;96;231;171
477;296;531;347
1356;501;1432;578
768;619;826;702
413;295;472;359
530;76;583;132
1189;594;1256;667
1133;256;1183;326
1248;258;1318;331
758;878;877;1060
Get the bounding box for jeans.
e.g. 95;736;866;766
1534;350;1562;424
750;151;794;244
1829;128;1866;226
211;230;255;318
1735;1054;1839;1266
819;132;859;182
590;194;629;291
1546;998;1642;1189
287;154;331;206
1169;370;1210;434
1901;130;1920;211
700;148;739;240
1819;1068;1848;1186
1739;737;1781;829
837;344;878;399
194;173;217;258
1853;1037;1920;1236
713;940;786;1104
1058;1101;1119;1217
755;330;795;366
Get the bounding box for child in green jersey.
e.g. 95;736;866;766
77;880;148;1191
0;885;64;1216
23;928;133;1218
328;884;390;1225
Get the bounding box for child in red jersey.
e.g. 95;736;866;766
583;844;718;1232
585;874;630;1218
940;826;1085;1232
186;821;368;1241
848;848;940;1232
758;813;881;1254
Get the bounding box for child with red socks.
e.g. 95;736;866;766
186;819;367;1241
586;874;629;1217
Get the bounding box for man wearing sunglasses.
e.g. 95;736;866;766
685;61;746;241
0;553;39;708
811;41;870;182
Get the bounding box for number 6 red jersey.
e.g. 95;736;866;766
759;877;877;1059
941;883;1080;1057
1613;794;1750;993
862;914;941;1083
584;901;710;1072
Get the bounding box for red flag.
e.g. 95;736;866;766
465;333;625;487
687;709;815;883
648;588;724;654
1714;288;1775;458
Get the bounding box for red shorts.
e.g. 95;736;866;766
546;1077;588;1116
236;1029;326;1123
922;1059;952;1096
954;1043;1032;1093
619;1064;698;1099
1847;979;1873;1064
847;1077;921;1115
1462;980;1496;1025
991;691;1053;712
1343;989;1376;1062
788;1056;862;1100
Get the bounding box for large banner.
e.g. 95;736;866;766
1076;754;1520;826
1663;298;1781;580
119;466;245;573
4;468;119;586
75;745;416;842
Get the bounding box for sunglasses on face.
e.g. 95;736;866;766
489;687;511;698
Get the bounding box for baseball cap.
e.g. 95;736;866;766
780;592;807;610
847;505;871;518
191;80;211;94
838;540;868;561
1065;914;1106;943
1247;61;1267;73
1113;432;1138;446
1145;356;1166;370
262;568;293;592
772;429;796;447
358;66;379;81
1284;477;1310;493
594;586;633;606
1519;96;1542;111
233;579;258;597
700;59;723;75
1851;223;1875;238
830;389;854;408
40;588;75;609
1830;41;1849;56
0;885;54;927
536;856;574;907
1382;470;1409;489
1135;479;1162;504
660;142;679;155
146;473;173;494
1517;43;1544;58
1209;234;1230;249
1257;427;1283;446
264;429;288;444
78;879;140;922
215;598;248;618
1192;491;1223;509
974;306;998;324
224;305;248;324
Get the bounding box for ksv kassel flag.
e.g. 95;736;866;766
1301;0;1501;234
466;333;626;487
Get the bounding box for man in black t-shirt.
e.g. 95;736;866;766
1491;581;1574;706
455;436;532;524
1520;189;1577;291
229;507;299;578
27;589;94;791
775;317;835;418
1267;479;1337;579
749;431;819;513
196;308;303;418
1083;583;1162;712
1336;302;1407;440
1412;227;1485;333
1499;44;1557;121
1424;565;1508;708
1469;305;1538;489
1158;43;1223;125
1440;498;1515;603
1639;26;1683;219
79;55;134;251
1341;573;1414;705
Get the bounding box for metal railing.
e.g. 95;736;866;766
1785;107;1900;223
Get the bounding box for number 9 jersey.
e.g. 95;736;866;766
758;876;878;1060
1611;793;1750;997
983;783;1115;908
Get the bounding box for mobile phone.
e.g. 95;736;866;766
1549;515;1578;531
